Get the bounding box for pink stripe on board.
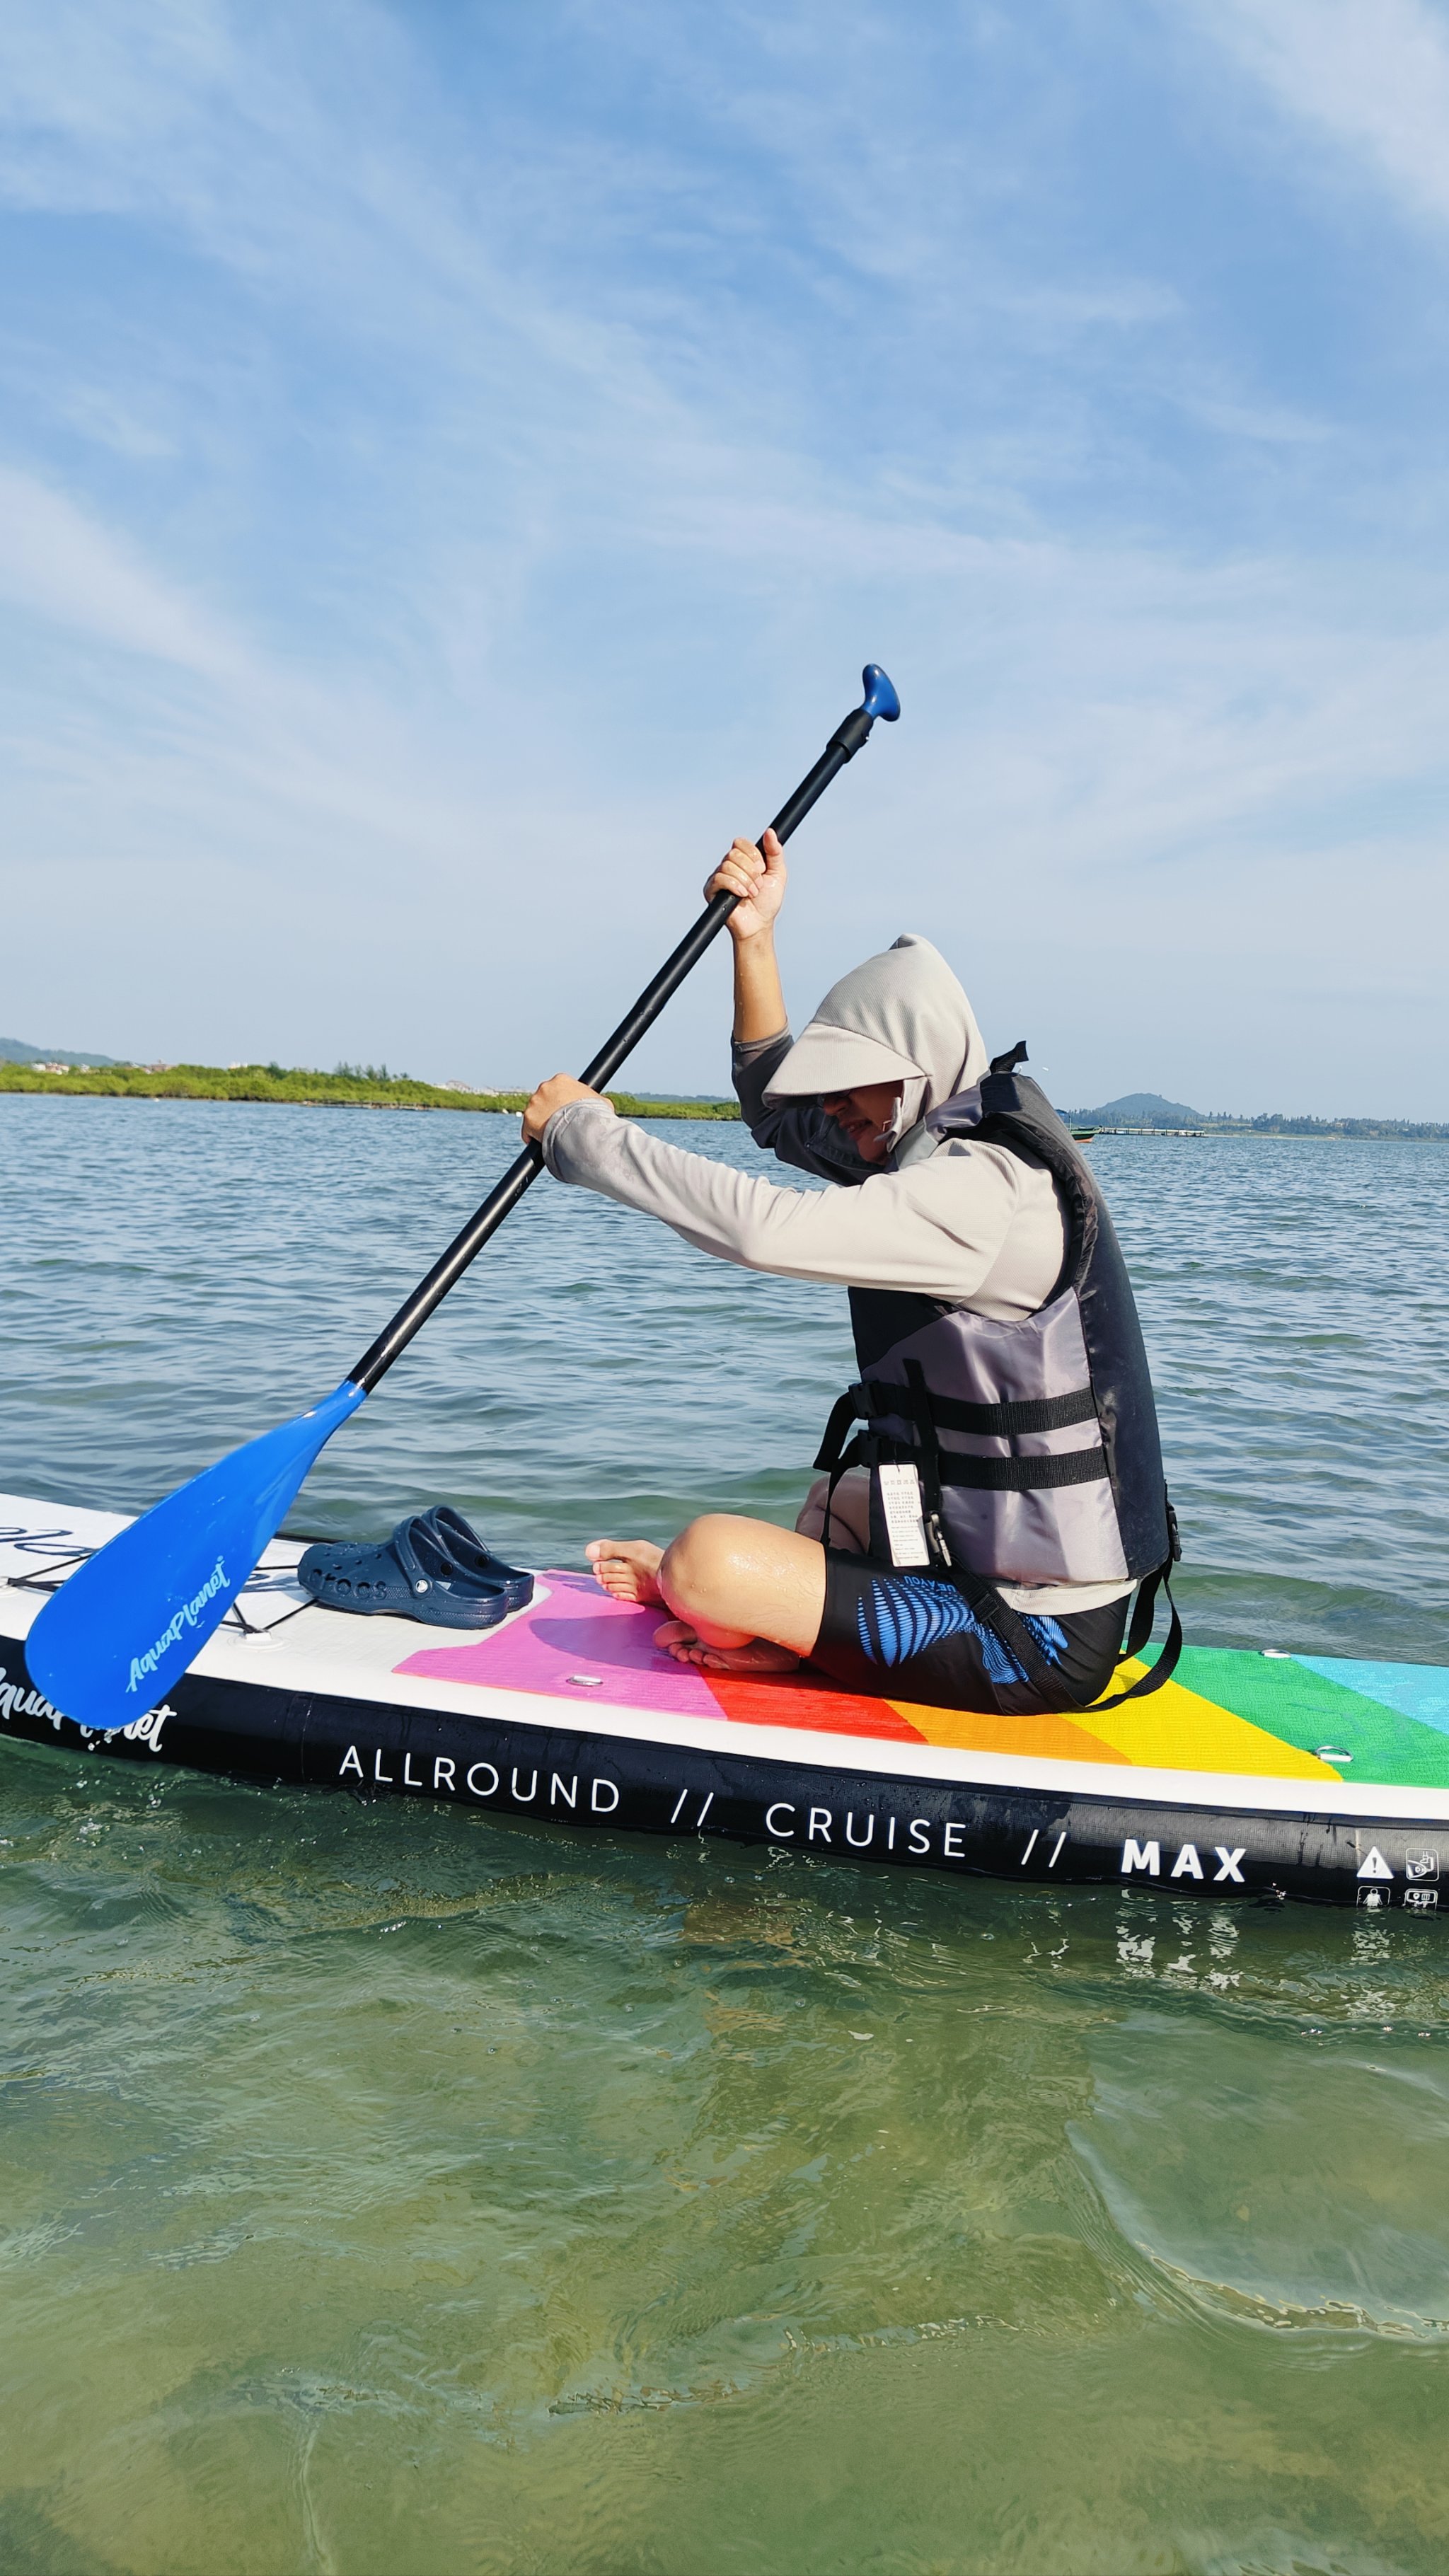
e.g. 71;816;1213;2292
395;1570;722;1717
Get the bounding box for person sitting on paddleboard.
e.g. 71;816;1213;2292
522;831;1178;1716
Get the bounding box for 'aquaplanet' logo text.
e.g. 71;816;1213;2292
127;1556;229;1692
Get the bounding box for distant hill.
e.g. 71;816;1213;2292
1060;1089;1449;1140
1063;1092;1205;1127
1;1034;120;1069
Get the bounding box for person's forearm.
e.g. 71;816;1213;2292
732;930;787;1046
542;1102;1022;1300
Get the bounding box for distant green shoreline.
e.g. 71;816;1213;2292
0;1061;741;1118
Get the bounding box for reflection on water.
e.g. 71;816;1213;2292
2;1099;1449;2572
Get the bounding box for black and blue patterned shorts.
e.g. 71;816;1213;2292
809;1553;1128;1715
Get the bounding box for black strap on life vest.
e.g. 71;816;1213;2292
935;1449;1109;1493
817;1378;1099;1455
814;1377;1109;1495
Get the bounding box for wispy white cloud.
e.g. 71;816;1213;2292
0;463;241;671
1190;0;1449;228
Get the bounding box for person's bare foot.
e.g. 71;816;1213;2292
652;1619;802;1676
586;1538;666;1605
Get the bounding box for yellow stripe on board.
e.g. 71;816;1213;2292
886;1666;1342;1779
1082;1660;1341;1779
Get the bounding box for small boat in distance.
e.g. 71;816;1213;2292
1071;1127;1097;1140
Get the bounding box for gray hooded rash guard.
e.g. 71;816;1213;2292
542;934;1132;1616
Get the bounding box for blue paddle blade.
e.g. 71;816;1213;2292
25;1377;366;1731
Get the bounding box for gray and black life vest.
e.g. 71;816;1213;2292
815;1046;1181;1704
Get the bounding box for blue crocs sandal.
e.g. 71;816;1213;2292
420;1506;534;1611
298;1515;512;1628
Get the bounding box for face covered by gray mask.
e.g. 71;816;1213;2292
763;932;990;1165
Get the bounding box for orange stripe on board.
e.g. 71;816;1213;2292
704;1673;928;1740
888;1702;1132;1763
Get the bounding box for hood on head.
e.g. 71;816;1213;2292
763;934;988;1148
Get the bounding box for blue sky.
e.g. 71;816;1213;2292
1;0;1447;1115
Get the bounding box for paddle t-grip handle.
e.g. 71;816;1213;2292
347;664;900;1392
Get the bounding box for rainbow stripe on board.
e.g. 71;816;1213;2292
398;1574;1449;1791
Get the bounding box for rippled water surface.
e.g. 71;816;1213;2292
3;1098;1449;2575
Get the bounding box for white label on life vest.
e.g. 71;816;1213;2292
879;1463;930;1567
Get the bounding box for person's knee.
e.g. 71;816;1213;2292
795;1468;870;1554
660;1515;749;1619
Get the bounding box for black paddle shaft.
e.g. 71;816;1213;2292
347;695;889;1394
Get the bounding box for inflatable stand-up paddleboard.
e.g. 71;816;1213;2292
4;1493;1447;1910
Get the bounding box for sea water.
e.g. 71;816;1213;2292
2;1097;1448;2575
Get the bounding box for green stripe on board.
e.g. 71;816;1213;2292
1143;1646;1449;1791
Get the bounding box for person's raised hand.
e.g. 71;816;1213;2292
705;827;786;945
522;1073;606;1143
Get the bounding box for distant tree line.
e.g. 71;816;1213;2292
0;1061;741;1118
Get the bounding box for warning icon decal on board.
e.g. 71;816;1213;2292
1356;1847;1394;1882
